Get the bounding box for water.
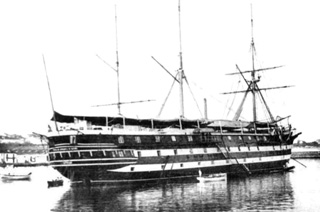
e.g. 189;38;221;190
0;159;319;212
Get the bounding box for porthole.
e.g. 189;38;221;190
155;136;161;143
171;136;176;142
248;136;252;140
118;136;125;144
70;135;76;144
187;136;193;142
228;136;232;140
135;136;141;143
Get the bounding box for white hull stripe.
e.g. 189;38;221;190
110;154;291;172
51;154;290;169
51;161;137;167
134;145;292;157
51;157;137;163
48;145;292;155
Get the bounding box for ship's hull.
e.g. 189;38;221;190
53;159;289;185
47;131;297;185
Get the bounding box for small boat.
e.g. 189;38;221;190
270;166;295;173
47;178;64;188
197;173;227;183
1;172;32;181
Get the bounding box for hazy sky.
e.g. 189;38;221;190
0;0;318;142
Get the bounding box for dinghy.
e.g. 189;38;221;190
2;172;32;181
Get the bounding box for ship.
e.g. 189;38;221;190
45;4;301;185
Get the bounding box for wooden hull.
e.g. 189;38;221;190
46;122;300;185
52;159;290;185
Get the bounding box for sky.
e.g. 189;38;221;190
0;0;318;142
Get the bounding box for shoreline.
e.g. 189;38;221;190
292;147;320;159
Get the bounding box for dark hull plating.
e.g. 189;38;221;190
48;131;297;185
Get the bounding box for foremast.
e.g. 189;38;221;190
223;6;292;130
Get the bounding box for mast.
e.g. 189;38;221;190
223;6;293;124
153;1;203;119
178;0;185;118
115;5;121;115
250;5;257;123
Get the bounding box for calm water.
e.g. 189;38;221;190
1;159;320;212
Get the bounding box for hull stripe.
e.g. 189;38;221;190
51;154;290;169
51;161;137;167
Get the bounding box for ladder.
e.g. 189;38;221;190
215;143;251;175
160;156;170;178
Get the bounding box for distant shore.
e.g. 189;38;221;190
292;147;320;158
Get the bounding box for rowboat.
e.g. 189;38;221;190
197;173;227;183
2;172;32;181
47;178;64;188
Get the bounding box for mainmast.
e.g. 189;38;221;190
152;0;203;120
250;5;258;122
178;0;185;118
115;5;121;115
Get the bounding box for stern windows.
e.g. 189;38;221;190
49;153;55;160
92;151;104;158
125;150;133;156
118;151;124;157
187;136;193;142
62;152;70;159
55;153;62;160
81;152;91;159
71;152;80;159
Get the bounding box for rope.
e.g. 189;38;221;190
185;78;203;118
157;74;178;118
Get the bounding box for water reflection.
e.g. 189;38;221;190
53;173;294;212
